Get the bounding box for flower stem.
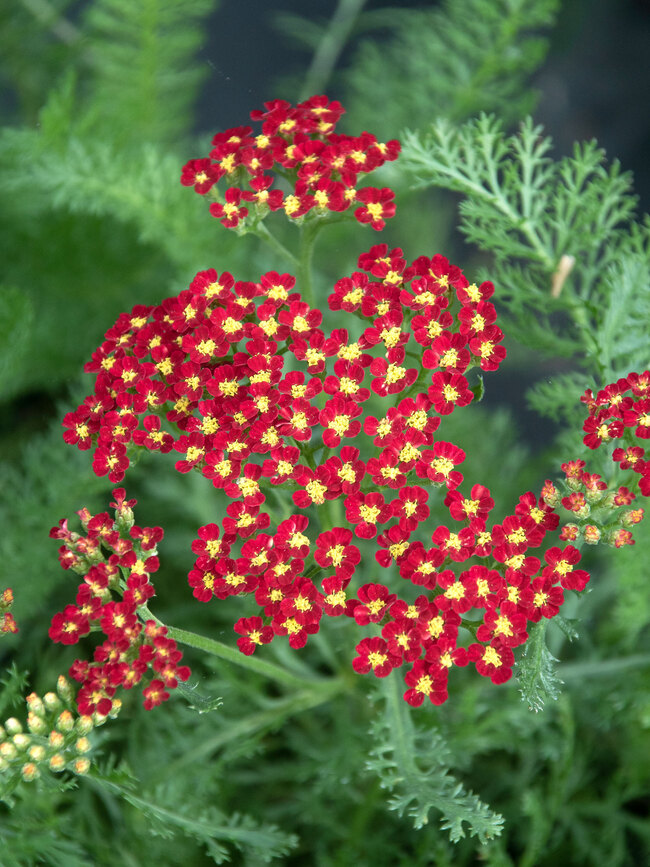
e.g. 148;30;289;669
298;220;322;307
299;0;368;99
253;222;300;269
167;625;318;689
138;605;316;690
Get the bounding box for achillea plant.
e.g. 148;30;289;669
4;93;649;853
54;97;648;714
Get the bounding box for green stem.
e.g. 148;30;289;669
138;605;316;690
253;222;299;269
298;220;322;307
166;625;316;690
560;653;650;679
298;0;368;100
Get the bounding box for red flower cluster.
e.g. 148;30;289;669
180;95;400;231
582;372;650;497
48;490;190;715
535;372;649;550
67;231;598;706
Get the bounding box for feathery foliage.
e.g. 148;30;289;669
367;674;504;841
345;0;559;137
81;0;217;146
516;620;562;712
400;114;649;416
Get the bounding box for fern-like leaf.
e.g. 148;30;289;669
401;114;646;384
366;673;504;841
81;0;218;146
516;620;563;713
90;761;298;864
345;0;558;137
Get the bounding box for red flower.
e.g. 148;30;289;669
428;371;473;415
352;637;400;677
353;583;396;625
469;326;506;372
319;397;363;448
180;158;221;193
476;601;528;648
320;576;353;617
209;188;249;228
142;678;170;710
391;486;430;531
466;642;514;684
354;187;396;231
92;442;129;483
416;441;465;490
345;492;391;539
315;528;360;577
543;546;590;591
49;605;91;645
403;660;448;706
234;616;274;655
272;609;320;649
431;525;475;563
525;576;564;622
422;332;471;374
445;484;494;524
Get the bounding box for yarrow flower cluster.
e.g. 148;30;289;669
53;94;650;710
0;676;113;792
48;489;190;715
181;95;400;231
582;371;650;495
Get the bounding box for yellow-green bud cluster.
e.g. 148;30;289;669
0;676;121;796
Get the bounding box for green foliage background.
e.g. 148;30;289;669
1;0;649;864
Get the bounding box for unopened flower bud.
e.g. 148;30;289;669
75;737;91;754
621;508;644;527
76;716;94;735
49;753;66;772
12;733;31;751
559;523;580;542
21;762;40;781
27;712;48;735
28;744;46;761
541;480;560;508
57;676;74;703
26;693;45;716
1;613;18;633
0;741;17;760
43;692;62;712
49;731;65;749
5;718;22;736
56;711;75;733
607;528;635;548
583;525;601;544
73;757;90;775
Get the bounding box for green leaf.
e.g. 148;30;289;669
89;761;298;864
367;673;504;841
516;620;563;712
81;0;219;147
345;0;559;137
400;114;645;382
175;680;223;714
